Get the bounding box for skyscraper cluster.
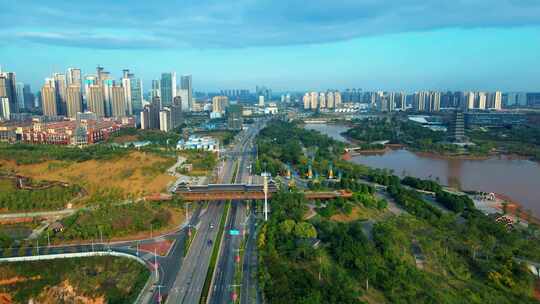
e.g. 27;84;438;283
39;66;144;119
141;73;191;131
303;91;342;110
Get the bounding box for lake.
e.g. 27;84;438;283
304;123;540;216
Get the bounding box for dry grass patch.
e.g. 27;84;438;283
0;151;175;202
330;205;387;222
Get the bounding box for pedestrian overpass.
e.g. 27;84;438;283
175;182;352;201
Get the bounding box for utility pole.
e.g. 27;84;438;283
47;231;50;247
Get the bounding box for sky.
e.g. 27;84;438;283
1;0;540;92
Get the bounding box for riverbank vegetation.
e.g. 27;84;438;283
468;125;540;161
254;120;369;189
0;256;149;303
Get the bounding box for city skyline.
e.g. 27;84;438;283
1;1;540;91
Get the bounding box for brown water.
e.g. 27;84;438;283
304;123;540;217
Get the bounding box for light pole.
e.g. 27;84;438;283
262;172;270;221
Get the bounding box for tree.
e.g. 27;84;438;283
280;219;296;235
294;222;317;239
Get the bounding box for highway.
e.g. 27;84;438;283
209;147;250;303
209;124;261;304
166;124;259;304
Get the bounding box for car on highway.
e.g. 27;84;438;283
210;223;215;229
207;239;213;246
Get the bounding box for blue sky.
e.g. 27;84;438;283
1;0;539;92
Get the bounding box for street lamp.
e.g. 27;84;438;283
262;172;270;221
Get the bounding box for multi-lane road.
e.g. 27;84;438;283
165;123;261;304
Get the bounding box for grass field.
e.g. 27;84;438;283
0;151;176;203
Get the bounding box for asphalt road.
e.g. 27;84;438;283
209;124;261;304
165;125;257;304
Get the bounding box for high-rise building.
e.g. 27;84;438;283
428;92;441;112
0;71;18;113
160;72;176;108
160;108;172;132
310;92;318;109
326;91;335;109
414;92;426;111
478;92;487;110
23;84;34;110
319;92;326;109
66;85;82;118
151;80;160;100
147;97;162;130
256;86;272;102
397;92;407;111
67;68;82;88
121;69;142;115
53;73;67;115
334;91;342;108
177;89;189;112
87;85;105;117
212;96;229;114
0;97;10;120
130;77;143;114
258;95;265;107
180;75;192;111
493;91;502;110
226;104;243;130
111;85;126;117
121;70;132;115
15;83;24;111
303;93;310;110
171;97;184;129
83;75;98;100
466;92;476;110
41;83;58;117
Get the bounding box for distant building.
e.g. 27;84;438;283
0;97;10;120
160;108;171;132
176;89;190;112
448;111;466;142
41;83;58;117
67;68;82;88
180;75;192;111
465;112;527;128
66;85;82;119
303;93;310;110
227;104;243;130
0;71;18;113
212;96;229;114
87;85;105;117
258;95;265;107
23;84;35;110
141;97;161;130
111;85;126;117
177;135;219;152
310;92;318;109
160;72;176;108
